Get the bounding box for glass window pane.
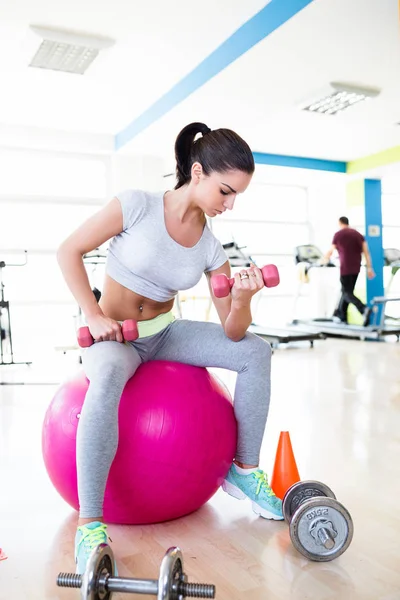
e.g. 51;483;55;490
224;184;308;222
1;253;106;358
383;226;400;250
382;194;400;227
0;202;101;250
1;252;106;304
211;221;310;255
382;177;400;195
0;149;107;198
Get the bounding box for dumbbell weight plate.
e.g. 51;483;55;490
282;480;336;524
81;543;114;600
158;547;185;600
289;497;354;562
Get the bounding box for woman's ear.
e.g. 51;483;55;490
191;162;203;183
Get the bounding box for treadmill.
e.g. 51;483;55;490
383;248;400;295
292;244;400;341
222;241;326;349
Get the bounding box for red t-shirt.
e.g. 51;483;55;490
332;227;365;275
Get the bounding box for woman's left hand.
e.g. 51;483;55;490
230;262;264;305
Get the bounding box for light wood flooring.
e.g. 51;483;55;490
0;337;399;599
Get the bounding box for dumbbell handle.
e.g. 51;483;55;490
57;573;216;598
317;526;335;550
77;319;138;348
211;264;280;299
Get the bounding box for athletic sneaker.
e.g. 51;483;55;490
332;316;348;324
222;465;284;520
75;521;117;575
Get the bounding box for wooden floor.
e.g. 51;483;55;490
1;337;400;600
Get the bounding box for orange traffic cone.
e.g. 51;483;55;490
270;431;300;499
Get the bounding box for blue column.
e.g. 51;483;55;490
364;179;384;306
346;178;384;324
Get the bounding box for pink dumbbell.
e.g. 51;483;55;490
211;264;280;298
77;319;139;348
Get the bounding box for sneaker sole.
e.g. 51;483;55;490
221;479;283;520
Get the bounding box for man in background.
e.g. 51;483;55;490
324;216;375;326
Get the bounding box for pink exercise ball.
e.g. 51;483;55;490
42;361;237;524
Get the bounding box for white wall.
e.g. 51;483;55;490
111;154;166;196
307;178;347;251
0;123;114;155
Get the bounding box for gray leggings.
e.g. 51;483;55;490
79;319;272;518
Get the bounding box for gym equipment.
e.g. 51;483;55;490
270;431;300;499
174;239;251;319
42;361;237;524
292;244;400;341
71;249;107;356
82;250;106;306
221;241;251;267
77;319;138;347
57;543;216;599
384;248;400;293
83;249;107;266
248;324;325;350
0;251;31;368
211;263;280;298
282;480;354;562
219;241;324;349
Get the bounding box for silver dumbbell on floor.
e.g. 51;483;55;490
57;543;216;599
282;480;354;562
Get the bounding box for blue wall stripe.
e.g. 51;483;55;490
364;179;384;307
115;0;316;150
253;152;347;172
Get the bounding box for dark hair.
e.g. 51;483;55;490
339;216;349;225
174;122;255;189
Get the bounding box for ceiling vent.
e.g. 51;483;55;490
300;83;381;116
28;25;115;75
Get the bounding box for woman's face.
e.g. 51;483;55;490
190;163;253;218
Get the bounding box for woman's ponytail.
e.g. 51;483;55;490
173;121;254;190
174;122;211;189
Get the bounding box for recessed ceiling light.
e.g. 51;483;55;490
28;25;115;75
300;82;380;116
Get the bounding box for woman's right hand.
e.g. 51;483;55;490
86;314;124;343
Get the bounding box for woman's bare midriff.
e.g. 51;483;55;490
98;275;174;322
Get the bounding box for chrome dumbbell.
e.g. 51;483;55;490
57;543;215;599
282;480;354;562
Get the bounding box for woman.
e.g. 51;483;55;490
57;122;283;575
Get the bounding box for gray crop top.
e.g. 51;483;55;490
106;189;228;302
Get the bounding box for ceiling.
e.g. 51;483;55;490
0;0;399;165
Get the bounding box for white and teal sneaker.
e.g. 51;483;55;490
222;465;284;520
75;521;117;575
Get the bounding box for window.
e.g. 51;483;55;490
0;202;101;251
211;221;310;256
220;184;308;223
0;148;108;198
0;147;110;357
212;183;309;253
382;188;400;303
178;182;311;326
382;192;400;255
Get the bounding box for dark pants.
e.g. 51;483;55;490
335;274;366;322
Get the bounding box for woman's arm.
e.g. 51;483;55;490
205;261;263;342
57;198;123;321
